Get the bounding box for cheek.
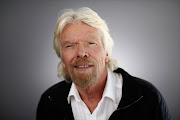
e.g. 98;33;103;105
91;49;106;67
62;51;74;67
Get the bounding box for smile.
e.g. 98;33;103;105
75;65;93;68
75;65;90;68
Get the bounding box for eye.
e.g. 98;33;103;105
89;42;96;45
65;45;73;48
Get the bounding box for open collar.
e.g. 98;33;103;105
67;69;123;105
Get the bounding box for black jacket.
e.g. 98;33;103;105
37;68;171;120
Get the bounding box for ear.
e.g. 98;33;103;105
62;62;66;68
105;52;109;63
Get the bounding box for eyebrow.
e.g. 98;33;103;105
61;41;76;45
62;40;73;44
62;37;98;43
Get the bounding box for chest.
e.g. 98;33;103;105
71;97;118;120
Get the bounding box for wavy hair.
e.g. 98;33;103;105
53;7;118;82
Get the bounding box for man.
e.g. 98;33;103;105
37;7;171;120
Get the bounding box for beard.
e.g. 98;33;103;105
68;58;99;89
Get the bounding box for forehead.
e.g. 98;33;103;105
61;22;102;41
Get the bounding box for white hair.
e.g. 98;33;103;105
53;7;118;82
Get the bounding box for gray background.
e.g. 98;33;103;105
1;0;180;120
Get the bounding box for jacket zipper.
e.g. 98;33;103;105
116;95;144;110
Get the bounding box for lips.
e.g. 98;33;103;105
71;58;95;71
74;65;93;68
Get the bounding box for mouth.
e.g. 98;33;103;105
74;65;94;71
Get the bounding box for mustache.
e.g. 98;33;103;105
70;58;96;66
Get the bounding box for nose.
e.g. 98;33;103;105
77;43;89;58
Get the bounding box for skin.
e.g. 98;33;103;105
61;22;109;113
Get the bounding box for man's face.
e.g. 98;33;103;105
61;22;108;88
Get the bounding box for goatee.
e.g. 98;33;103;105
69;58;99;88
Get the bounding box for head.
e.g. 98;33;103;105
53;7;118;87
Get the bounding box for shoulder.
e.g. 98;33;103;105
113;68;167;106
43;80;71;94
111;68;171;120
114;68;168;109
37;81;72;119
132;75;160;95
114;68;160;94
41;80;72;102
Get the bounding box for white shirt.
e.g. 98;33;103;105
67;69;123;120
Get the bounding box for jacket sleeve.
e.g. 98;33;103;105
36;92;66;120
36;82;74;120
154;89;171;120
140;79;171;120
36;93;55;120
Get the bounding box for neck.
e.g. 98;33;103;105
76;68;108;113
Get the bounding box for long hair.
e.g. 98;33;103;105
53;7;118;82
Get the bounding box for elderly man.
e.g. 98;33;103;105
37;7;171;120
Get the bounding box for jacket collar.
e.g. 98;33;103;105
113;68;143;109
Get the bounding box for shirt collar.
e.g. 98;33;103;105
102;69;118;104
67;69;122;104
67;83;82;104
